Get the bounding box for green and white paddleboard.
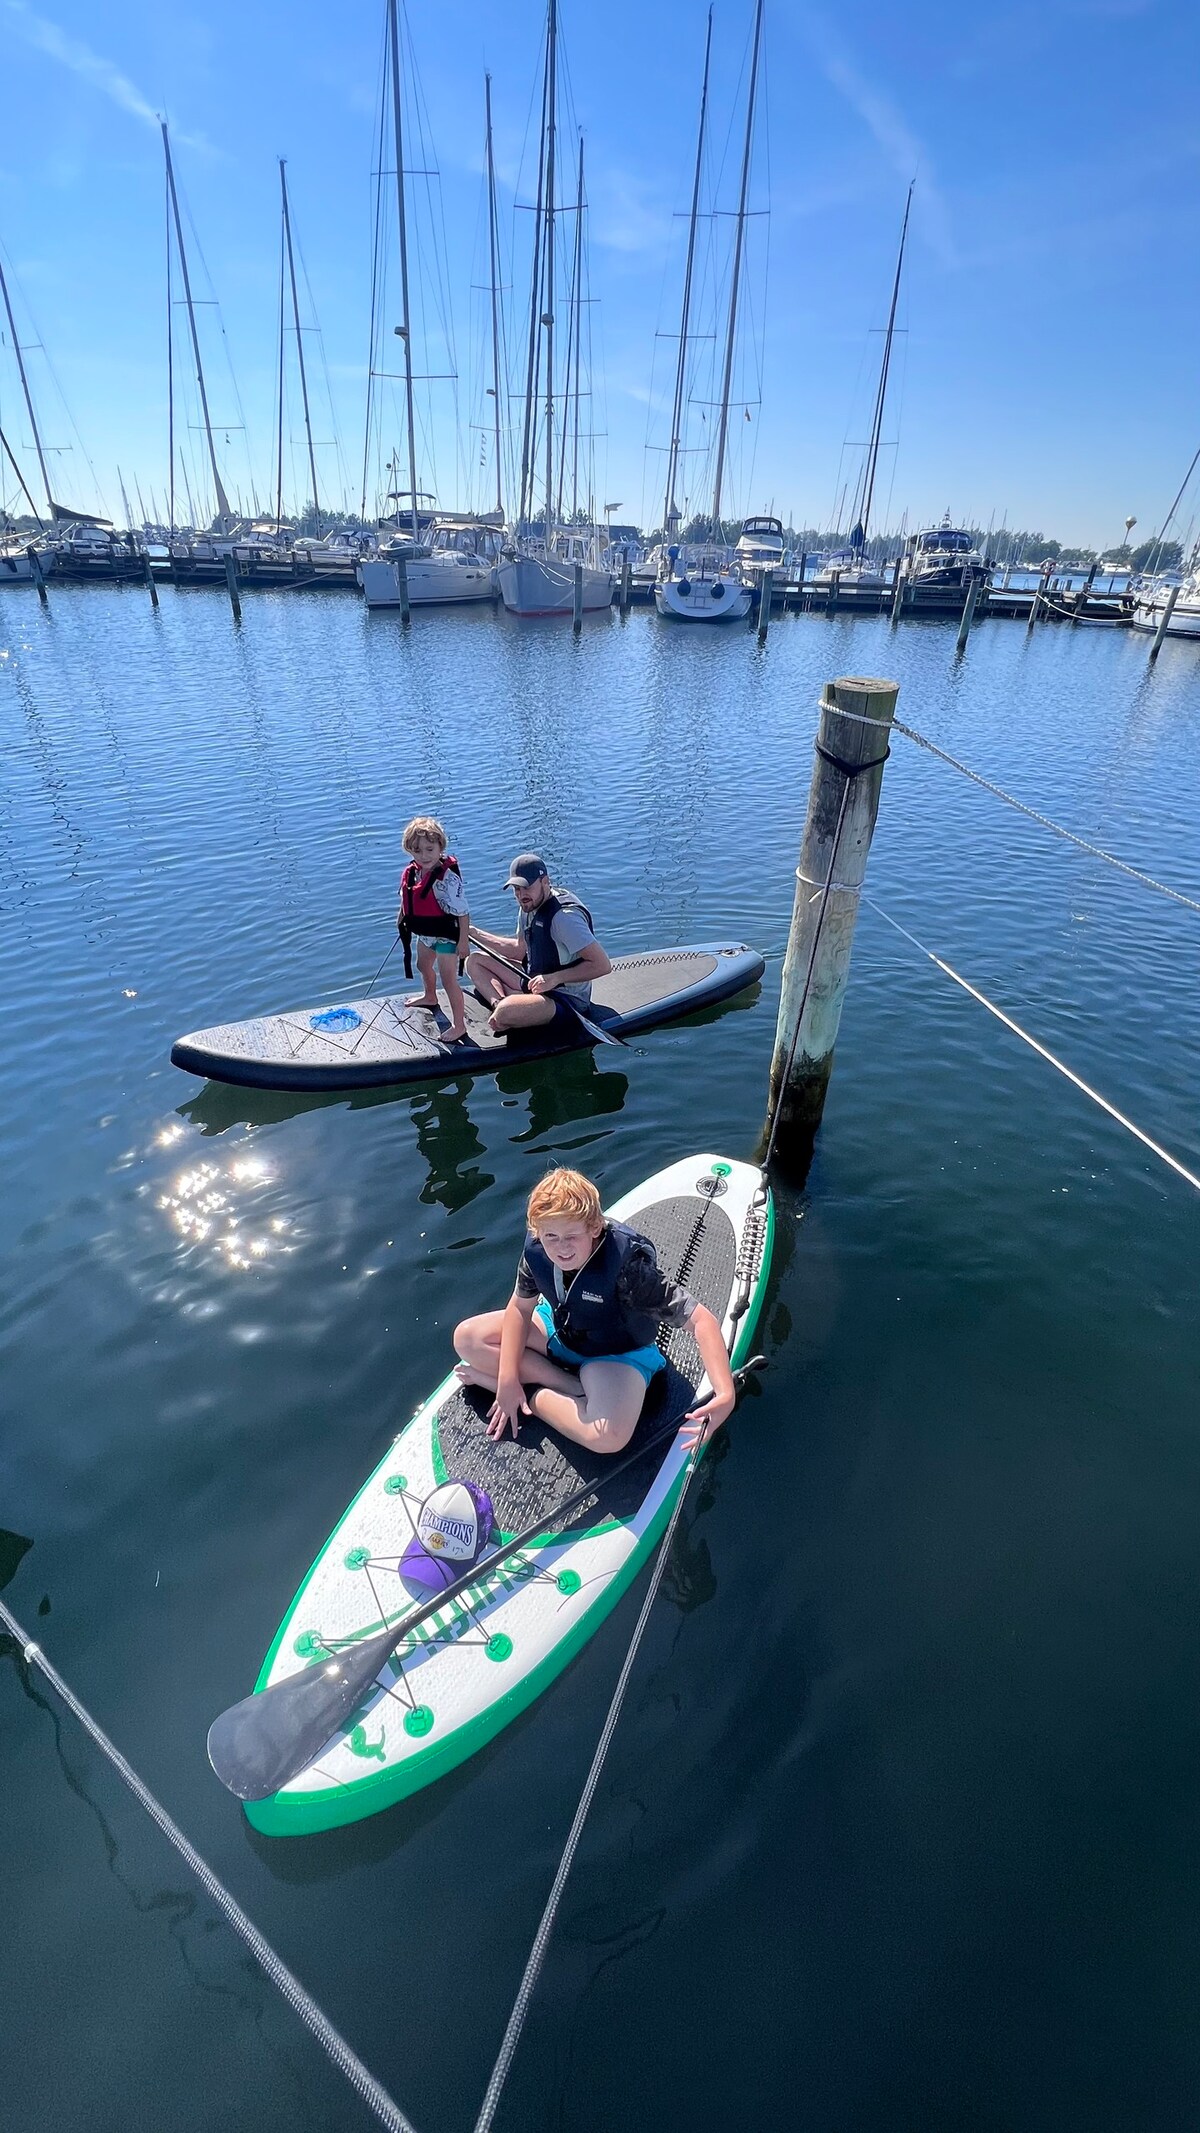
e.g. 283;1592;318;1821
243;1154;774;1836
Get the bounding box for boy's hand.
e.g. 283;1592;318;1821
487;1377;530;1440
680;1384;735;1450
528;973;556;996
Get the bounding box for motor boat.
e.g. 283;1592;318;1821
654;546;752;623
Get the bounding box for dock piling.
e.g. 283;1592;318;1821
142;553;159;609
955;573;980;653
620;554;632;613
765;674;898;1167
396;550;411;624
1148;582;1181;662
572;562;583;633
826;566;840;614
890;562;905;624
757;569;774;643
26;545;48;606
223;555;242;622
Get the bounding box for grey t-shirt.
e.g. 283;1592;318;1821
517;898;597;1004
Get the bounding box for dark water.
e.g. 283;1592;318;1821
2;585;1199;2133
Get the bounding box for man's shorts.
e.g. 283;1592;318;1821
533;1301;665;1386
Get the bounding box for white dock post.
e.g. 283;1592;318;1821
765;675;899;1163
1148;582;1181;662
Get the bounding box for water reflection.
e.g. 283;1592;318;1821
497;1048;628;1150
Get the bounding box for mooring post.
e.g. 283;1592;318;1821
796;551;806;601
955;572;980;653
572;561;583;633
1026;562;1049;632
757;568;774;642
395;549;411;623
890;560;905;624
765;675;899;1163
826;566;840;614
1072;560;1097;623
1148;581;1181;663
620;553;632;613
142;552;159;609
223;554;242;621
26;544;49;606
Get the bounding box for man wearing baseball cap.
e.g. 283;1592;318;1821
466;853;612;1037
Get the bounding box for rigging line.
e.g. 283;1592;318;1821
471;1428;704;2133
0;1597;420;2133
890;719;1200;917
864;898;1200;1196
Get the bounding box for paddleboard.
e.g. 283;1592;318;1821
238;1153;773;1835
171;942;762;1092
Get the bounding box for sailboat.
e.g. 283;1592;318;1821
814;182;913;596
656;0;764;624
359;0;500;610
497;0;612;618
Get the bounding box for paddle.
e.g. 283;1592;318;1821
467;931;630;1050
207;1355;766;1802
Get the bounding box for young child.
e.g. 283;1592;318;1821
453;1168;736;1454
397;816;470;1044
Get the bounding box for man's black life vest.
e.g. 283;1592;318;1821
398;855;462;977
521;887;595;982
523;1220;662;1358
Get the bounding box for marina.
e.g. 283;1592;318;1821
4;2;1200;2129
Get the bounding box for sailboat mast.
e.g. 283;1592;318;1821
664;7;713;540
516;47;549;529
161;121;232;522
274;174;287;532
386;0;420;541
556;133;584;525
0;421;45;526
165;171;176;531
0;252;54;518
710;0;764;535
542;0;558;541
570;136;584;522
280;159;322;536
857;180;912;548
484;74;505;521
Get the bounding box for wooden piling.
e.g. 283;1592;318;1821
620;553;632;613
757;568;774;642
1148;581;1181;663
223;554;242;621
955;572;980;653
826;566;840;614
890;561;905;624
795;552;806;605
26;545;48;605
765;675;899;1162
572;561;583;632
396;549;411;623
1026;562;1050;632
142;552;159;609
1072;560;1097;623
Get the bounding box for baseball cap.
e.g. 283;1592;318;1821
400;1479;495;1594
504;852;549;890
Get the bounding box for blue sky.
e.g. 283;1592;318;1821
1;0;1197;545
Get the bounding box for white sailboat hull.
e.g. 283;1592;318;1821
0;548;35;583
359;557;497;608
498;555;612;617
655;573;751;622
1129;591;1200;638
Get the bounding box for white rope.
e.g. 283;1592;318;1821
864;898;1200;1196
890;720;1200;917
0;1599;419;2133
472;1449;704;2133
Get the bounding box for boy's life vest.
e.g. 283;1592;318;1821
520;888;595;981
397;855;463;977
521;1220;662;1358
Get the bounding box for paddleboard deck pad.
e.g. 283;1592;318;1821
239;1155;773;1835
171;942;762;1091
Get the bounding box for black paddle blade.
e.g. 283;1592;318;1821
206;1624;400;1801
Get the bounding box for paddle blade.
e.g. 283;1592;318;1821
207;1626;399;1801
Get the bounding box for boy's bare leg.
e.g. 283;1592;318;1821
526;1361;645;1454
409;942;439;1009
453;1309;581;1398
441;959;468;1041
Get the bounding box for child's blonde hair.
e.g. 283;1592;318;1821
403;815;447;854
527;1168;604;1234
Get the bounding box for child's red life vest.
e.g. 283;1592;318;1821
398;856;462;975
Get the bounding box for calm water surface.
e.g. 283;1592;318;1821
2;585;1199;2133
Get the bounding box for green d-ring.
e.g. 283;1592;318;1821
384;1475;408;1495
293;1629;323;1659
344;1546;371;1571
485;1633;513;1663
556;1569;582;1597
712;1161;732;1176
404;1705;434;1738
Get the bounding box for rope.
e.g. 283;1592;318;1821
864;898;1200;1196
0;1599;419;2133
471;1436;704;2133
890;720;1200;917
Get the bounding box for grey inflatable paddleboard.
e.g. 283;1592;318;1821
170;941;763;1092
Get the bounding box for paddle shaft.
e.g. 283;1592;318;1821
467;930;628;1049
